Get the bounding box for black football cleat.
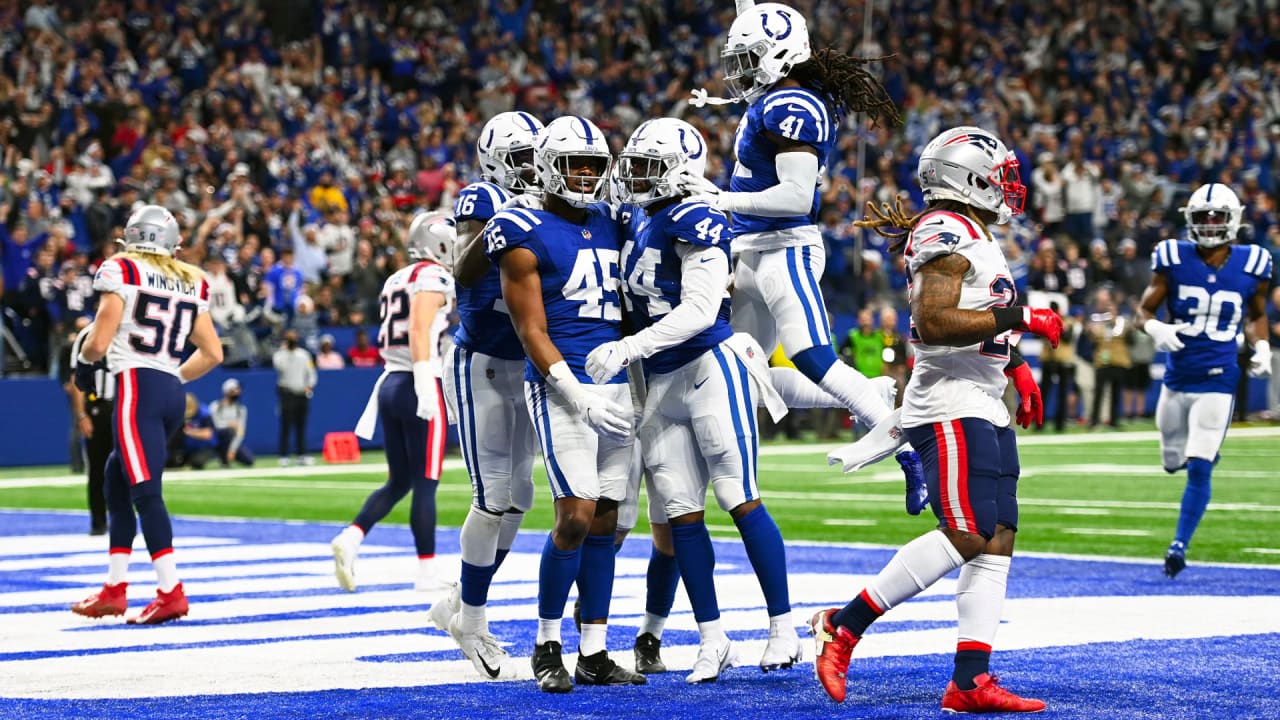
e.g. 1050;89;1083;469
575;650;647;686
1164;542;1187;579
634;632;667;674
532;641;573;693
572;599;581;633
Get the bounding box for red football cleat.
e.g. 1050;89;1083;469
71;582;128;618
127;583;189;625
810;608;859;703
942;673;1046;714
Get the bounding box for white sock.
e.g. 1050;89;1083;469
417;557;436;576
460;601;486;633
769;367;841;408
956;554;1011;650
459;508;501;567
497;510;524;550
580;623;608;656
153;553;179;593
537;617;561;645
819;362;892;427
864;530;965;612
108;552;130;585
639;612;667;640
341;525;365;545
768;611;794;637
697;619;727;644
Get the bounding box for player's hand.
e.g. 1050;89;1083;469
674;170;722;205
1005;362;1043;429
585;340;637;385
499;193;543;212
1142;318;1190;353
895;448;928;515
1016;307;1064;348
580;394;633;440
412;361;439;422
1249;340;1272;378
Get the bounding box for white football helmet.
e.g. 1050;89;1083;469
722;2;811;105
477;111;543;194
535;116;613;208
407;211;456;269
1181;182;1242;247
618;118;709;206
917;126;1025;225
122;204;182;256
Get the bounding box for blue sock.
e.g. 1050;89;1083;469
493;547;510;570
537;534;582;620
130;490;173;556
734;505;790;617
1175;458;1213;547
791;345;838;382
575;534;617;624
459;560;497;607
644;545;681;618
409;478;439;557
832;591;882;637
671;521;719;623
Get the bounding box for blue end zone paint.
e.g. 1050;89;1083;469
2;511;1279;719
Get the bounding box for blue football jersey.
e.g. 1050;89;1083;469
1152;239;1272;393
730;86;837;238
451;181;525;361
621;200;734;375
484;203;625;384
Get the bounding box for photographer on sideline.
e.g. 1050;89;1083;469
210;378;254;467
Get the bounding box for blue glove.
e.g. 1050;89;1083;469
896;449;928;516
74;358;103;394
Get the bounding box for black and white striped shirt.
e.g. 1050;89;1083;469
70;327;115;402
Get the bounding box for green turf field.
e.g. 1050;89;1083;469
3;427;1278;566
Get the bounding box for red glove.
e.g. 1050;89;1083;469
1018;307;1064;348
1005;362;1043;429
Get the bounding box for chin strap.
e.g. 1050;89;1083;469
689;88;741;108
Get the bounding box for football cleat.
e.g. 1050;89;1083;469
941;673;1046;713
331;533;359;592
759;623;802;672
447;612;509;679
531;641;573;693
574;649;647;686
428;582;461;633
71;582;128;618
1164;541;1187;579
127;583;189;625
686;636;736;684
633;632;667;674
811;608;859;703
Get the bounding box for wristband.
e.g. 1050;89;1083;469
1005;346;1026;371
991;306;1026;334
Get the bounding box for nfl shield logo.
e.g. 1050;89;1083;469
581;228;592;239
746;347;755;359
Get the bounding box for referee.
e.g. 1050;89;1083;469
68;325;114;536
272;330;317;466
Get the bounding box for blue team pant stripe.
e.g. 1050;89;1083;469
534;382;572;498
735;353;759;496
713;347;753;502
786;247;823;347
800;246;830;346
456;347;485;510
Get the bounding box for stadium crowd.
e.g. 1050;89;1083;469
2;0;1278;415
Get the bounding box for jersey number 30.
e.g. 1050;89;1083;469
1177;286;1243;342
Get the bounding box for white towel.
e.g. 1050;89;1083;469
827;407;906;473
724;332;788;423
354;370;390;440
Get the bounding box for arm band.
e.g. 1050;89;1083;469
991;306;1025;334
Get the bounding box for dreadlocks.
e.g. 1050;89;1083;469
790;48;901;127
855;198;992;253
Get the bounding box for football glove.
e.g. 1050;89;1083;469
413;361;439;422
585;338;641;385
547;361;632;440
1142;318;1190;353
1005;362;1043;429
1249;340;1272;378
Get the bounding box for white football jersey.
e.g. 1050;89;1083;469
901;211;1015;428
206;271;241;326
92;255;211;377
377;260;455;374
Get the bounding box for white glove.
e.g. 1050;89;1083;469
412;361;439;421
1143;318;1191;353
1249;340;1272;378
585;338;641;385
547;361;632;440
499;193;543;212
674;170;723;208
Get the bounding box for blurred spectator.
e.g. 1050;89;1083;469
346;328;381;367
879;306;909;407
1031;153;1065;239
174;393;218;471
1125;327;1156;421
1269;286;1280;419
1062;147;1102;246
209;379;254;467
841;308;886;382
1087;289;1133;429
1039;302;1079;433
273;330;316;466
264;247;304;328
315;334;346;369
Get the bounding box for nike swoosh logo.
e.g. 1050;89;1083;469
784;105;807;114
477;653;501;679
700;256;716;263
693;377;709;389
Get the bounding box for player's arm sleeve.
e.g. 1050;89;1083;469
626;243;729;359
715;151;818;217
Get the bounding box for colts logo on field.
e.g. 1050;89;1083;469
761;9;792;40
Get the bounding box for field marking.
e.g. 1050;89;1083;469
1053;508;1112;516
1243;548;1280;555
821;518;876;527
1060;528;1153;537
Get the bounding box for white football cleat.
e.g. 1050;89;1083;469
414;562;454;593
685;636;736;684
447;612;510;679
428;582;461;632
331;533;358;592
758;624;802;671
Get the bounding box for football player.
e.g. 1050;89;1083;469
1137;182;1271;578
681;2;926;508
588;117;801;681
484;115;644;692
334;212;455;592
71;205;223;624
429;111;544;680
810;127;1061;712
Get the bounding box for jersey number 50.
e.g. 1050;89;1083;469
130;292;198;358
1177;286;1243;342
